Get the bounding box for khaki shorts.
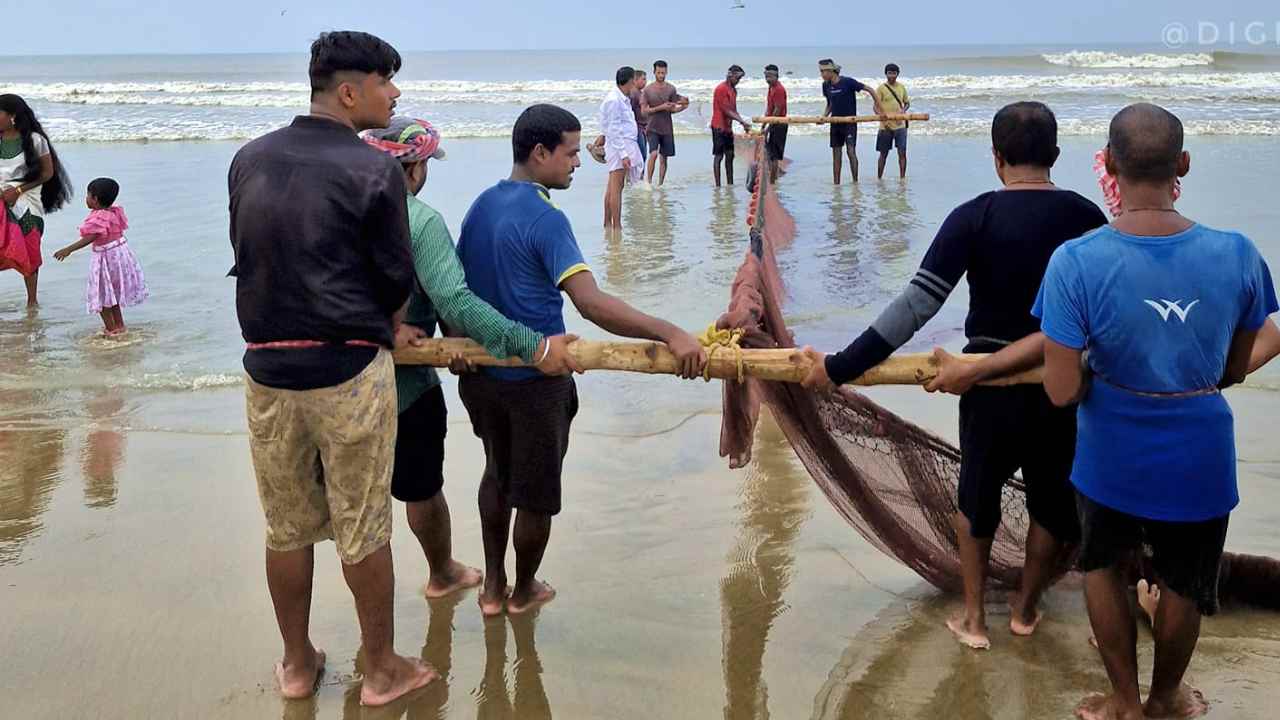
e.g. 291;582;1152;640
245;350;396;564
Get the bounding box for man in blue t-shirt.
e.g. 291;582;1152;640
819;59;881;184
1035;104;1277;720
456;104;707;617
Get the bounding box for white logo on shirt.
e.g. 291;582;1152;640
1144;298;1199;323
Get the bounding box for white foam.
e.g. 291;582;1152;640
1043;51;1216;69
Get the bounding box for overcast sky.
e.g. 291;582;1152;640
4;1;1278;55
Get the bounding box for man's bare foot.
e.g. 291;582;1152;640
507;580;556;615
478;584;511;618
946;613;991;650
424;561;482;599
1137;579;1161;624
359;655;438;707
1145;683;1209;719
1075;693;1144;720
275;648;325;700
1009;600;1044;637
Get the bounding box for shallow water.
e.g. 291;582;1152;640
1;133;1278;718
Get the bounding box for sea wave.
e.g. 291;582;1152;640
14;69;1280;109
37;116;1280;143
1042;51;1215;69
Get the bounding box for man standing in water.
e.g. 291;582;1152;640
599;66;643;228
875;63;910;179
711;65;751;187
456;104;708;616
642;60;687;186
630;69;649;160
229;31;436;705
820;59;881;184
798;102;1107;652
763;64;788;183
360;117;580;601
1034;103;1276;720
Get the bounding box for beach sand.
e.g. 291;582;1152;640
2;134;1278;718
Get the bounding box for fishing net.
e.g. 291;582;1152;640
718;137;1280;602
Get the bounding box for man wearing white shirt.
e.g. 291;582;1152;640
599;66;644;229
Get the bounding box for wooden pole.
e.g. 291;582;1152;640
393;338;1042;387
752;113;930;125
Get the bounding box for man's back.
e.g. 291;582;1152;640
1041;223;1275;393
230;116;412;348
457;180;588;379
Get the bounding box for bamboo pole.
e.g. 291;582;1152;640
751;113;930;125
393;338;1042;387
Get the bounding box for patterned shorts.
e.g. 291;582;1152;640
245;350;396;564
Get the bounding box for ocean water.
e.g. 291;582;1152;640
8;45;1280;142
2;45;1279;719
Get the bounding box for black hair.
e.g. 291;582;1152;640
653;60;668;70
634;68;646;76
764;64;779;73
308;31;402;99
616;66;636;87
819;58;835;67
87;177;120;207
885;63;900;73
1109;103;1184;182
512;104;582;164
991;101;1059;168
728;64;744;74
0;94;71;213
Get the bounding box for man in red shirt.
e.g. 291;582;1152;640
764;64;787;183
711;65;751;187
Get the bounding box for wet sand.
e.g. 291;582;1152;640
2;135;1278;718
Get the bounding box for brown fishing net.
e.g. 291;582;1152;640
718;139;1280;604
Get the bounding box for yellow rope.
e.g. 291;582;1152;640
697;324;746;383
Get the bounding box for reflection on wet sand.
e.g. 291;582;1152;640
720;416;812;719
817;185;920;305
608;188;684;298
475;612;552;720
0;388;67;566
81;389;126;508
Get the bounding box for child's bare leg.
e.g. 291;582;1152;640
99;309;116;334
111;306;124;331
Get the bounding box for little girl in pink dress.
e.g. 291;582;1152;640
54;177;147;335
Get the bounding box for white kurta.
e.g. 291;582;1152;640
598;87;644;184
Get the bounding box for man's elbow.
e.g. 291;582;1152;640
1044;381;1081;408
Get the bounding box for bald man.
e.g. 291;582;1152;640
1033;103;1277;720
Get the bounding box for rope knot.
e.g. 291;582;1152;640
697;324;746;383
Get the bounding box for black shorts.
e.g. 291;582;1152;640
647;131;676;158
876;127;908;153
958;385;1080;543
1076;492;1228;616
765;125;788;161
712;129;735;156
391;385;448;502
458;373;578;516
830;123;857;148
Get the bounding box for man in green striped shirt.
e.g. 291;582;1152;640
363;118;580;598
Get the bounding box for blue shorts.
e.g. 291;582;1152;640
636;130;648;158
876;127;908;152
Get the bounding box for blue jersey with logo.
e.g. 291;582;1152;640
1034;223;1277;520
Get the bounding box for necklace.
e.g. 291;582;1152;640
1122;207;1179;214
